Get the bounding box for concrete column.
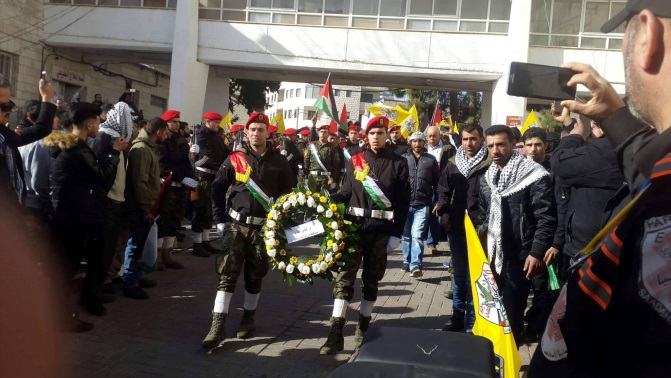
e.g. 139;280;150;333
481;90;493;129
168;0;209;124
203;66;230;114
490;0;533;126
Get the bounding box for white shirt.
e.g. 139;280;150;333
427;140;444;167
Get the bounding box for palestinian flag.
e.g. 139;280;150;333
314;76;339;123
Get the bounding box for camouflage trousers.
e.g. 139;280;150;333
216;223;270;294
333;232;390;302
156;186;187;238
191;180;213;233
310;175;338;194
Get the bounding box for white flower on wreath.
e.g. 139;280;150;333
334;230;343;240
316;205;325;213
265;230;275;239
312;264;320;274
265;238;275;247
283;201;291;210
267;220;276;228
307;196;316;208
331;221;338;230
325;253;333;263
302;265;311;275
298;193;306;205
286;264;295;273
325;209;333;218
270;209;280;220
278;261;286;270
298;263;305;272
267;249;276;258
319;261;328;272
332;243;339;252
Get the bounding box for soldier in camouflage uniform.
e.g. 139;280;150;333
190;112;231;257
201;112;296;350
303;124;342;193
320;116;410;355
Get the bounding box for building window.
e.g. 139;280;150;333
0;51;18;96
334;89;340;96
360;93;374;102
290;89;294;98
295;88;301;97
345;90;352;97
150;95;168;112
307;110;316;120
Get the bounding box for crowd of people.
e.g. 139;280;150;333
1;3;670;376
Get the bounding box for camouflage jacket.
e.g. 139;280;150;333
303;140;343;182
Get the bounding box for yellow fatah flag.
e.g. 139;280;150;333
270;112;285;134
465;213;521;378
449;115;459;134
398;105;419;138
368;105;410;125
219;112;232;131
520;110;540;136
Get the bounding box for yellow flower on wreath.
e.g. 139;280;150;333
274;240;280;247
319;196;327;203
266;245;272;251
313;193;320;198
280;249;286;256
317;255;324;262
329;204;338;212
327;240;333;247
267;213;274;220
335;252;342;259
306;260;314;266
290;256;299;265
306;190;312;196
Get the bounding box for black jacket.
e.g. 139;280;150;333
157;129;191;182
212;143;296;225
194;126;230;181
332;147;410;238
478;165;557;260
388;140;408;156
403;149;439;207
282;139;302;177
437;154;492;233
45;132;119;227
550;135;626;257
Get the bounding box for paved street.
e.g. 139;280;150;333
66;231;536;377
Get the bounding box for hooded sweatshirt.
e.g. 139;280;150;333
125;129;160;214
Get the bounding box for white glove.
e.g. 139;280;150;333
387;236;400;252
280;149;287;156
216;223;227;238
181;177;198;188
189;144;200;154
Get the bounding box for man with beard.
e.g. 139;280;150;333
304;124;342;193
320;116;410;355
436;124;492;334
478;125;557;345
387;125;408;156
529;2;671;376
156;110;198;260
190;112;231;258
202;112;295;349
122;118;169;300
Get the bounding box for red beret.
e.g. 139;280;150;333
388;125;401;133
366;116;390;134
230;124;244;133
246;112;270;129
160;109;180;121
268;125;278;133
317;124;330;131
347;125;359;132
284;128;297;136
203;111;223;121
299;128;311;136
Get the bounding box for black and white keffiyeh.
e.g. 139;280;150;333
99;102;132;139
485;151;549;274
455;144;488;177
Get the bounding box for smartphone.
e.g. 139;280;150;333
41;70;47;80
507;62;577;101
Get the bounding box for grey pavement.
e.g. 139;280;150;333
66;232;536;377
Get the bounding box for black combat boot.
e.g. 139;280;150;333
353;314;372;349
192;243;211;257
202;240;219;254
236;309;256;339
202;312;226;349
319;317;346;355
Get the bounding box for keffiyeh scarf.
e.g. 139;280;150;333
455;144;488;177
485;151;549;274
99;102;132;139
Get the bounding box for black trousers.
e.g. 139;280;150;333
494;258;532;346
101;199;127;292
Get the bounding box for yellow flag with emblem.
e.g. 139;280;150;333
368;105;410;125
520;110;540;136
219;112;232;131
465;213;521;378
398;105;419;138
270;112;285;134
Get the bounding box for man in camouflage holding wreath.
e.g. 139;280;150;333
320;116;410;355
201;112;295;350
304;124;343;193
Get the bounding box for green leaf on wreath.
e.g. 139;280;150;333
337;203;345;216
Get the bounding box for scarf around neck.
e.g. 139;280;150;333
485;151;549;274
455;144;488;177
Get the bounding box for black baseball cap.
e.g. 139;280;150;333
601;0;671;33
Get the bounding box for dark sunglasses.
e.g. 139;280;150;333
0;100;16;112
